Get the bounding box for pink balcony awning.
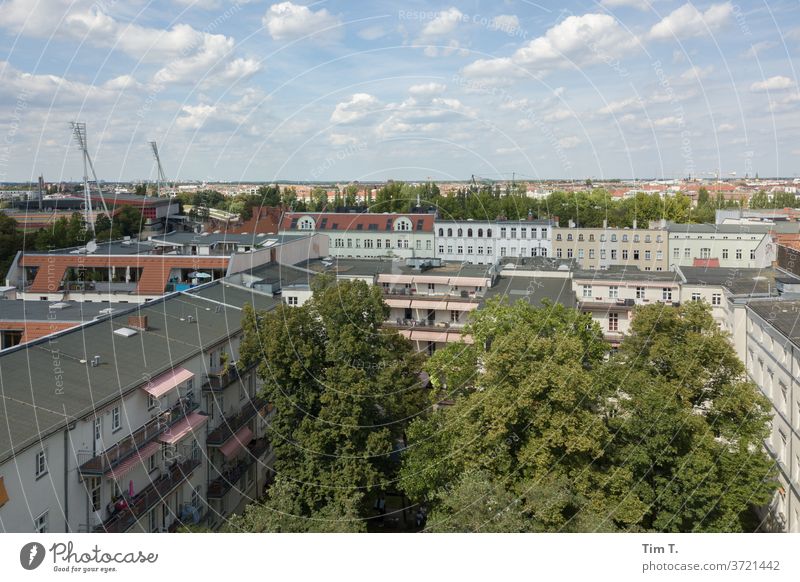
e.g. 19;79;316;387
158;412;208;445
411;300;446;310
377;274;414;284
447;302;479;311
142;367;194;399
398;329;412;338
220;426;254;460
385;299;411;308
410;330;449;342
412;275;448;284
104;440;160;480
449;277;489;288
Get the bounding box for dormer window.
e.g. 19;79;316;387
298;217;315;230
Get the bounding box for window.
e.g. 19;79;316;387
582;285;592;298
656;251;663;261
467;246;473;254
385;239;390;249
450;310;460;323
645;235;651;243
556;233;562;241
500;227;507;238
477;246;483;255
447;245;453;254
447;228;453;237
636;286;645;299
355;239;361;248
736;249;742;260
578;249;584;260
622;250;628;260
510;228;516;239
673;248;680;259
286;296;298;306
600;249;606;259
567;249;573;259
541;248;547;257
567;233;573;241
700;248;711;259
148;454;157;473
457;228;463;237
644;250;651;261
426;240;432;250
149;507;158;533
622;234;629;242
600;234;606;242
147;394;158;411
88;477;101;511
685;248;691;259
477;228;483;237
633;250;640;260
611;250;617;260
608;286;618;299
467;228;473;237
750;249;756;260
457;245;463;254
438;245;444;254
722;248;728;259
608;312;619;332
438;228;443;236
589;249;595;259
500;247;507;256
611;234;617;242
578;234;584;242
94;418;102;441
712;293;721;306
662;288;672;301
691;293;701;302
110;406;122;432
520;228;526;239
347;239;352;248
589;234;595;242
376;239;382;249
35;511;48;533
556;248;562;258
35;449;47;478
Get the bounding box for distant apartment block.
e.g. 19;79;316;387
552;223;668;271
433;219;553;265
667;223;774;269
279;212;435;259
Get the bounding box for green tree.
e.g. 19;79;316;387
609;302;777;531
232;279;425;531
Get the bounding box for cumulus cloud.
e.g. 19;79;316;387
557;136;582;149
414;7;468;57
408;82;447;97
750;76;794;92
717;123;736;132
463;13;639;78
330;93;382;124
489;15;520;33
649;2;733;40
601;0;650;8
680;65;713;81
262;1;341;41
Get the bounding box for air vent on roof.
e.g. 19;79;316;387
187;315;194;323
49;302;70;310
90;355;101;367
99;308;115;315
113;327;138;338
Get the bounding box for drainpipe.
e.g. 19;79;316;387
64;423;75;533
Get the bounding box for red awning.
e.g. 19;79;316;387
142;368;194;399
377;274;414;284
411;300;446;310
385;299;411;308
410;330;449;342
220;426;254;460
446;302;479;312
412;275;448;284
104;441;160;480
158;412;208;444
449;277;489;287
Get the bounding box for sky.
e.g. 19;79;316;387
0;0;798;183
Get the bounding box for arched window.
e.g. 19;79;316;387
457;228;463;237
438;228;443;236
447;228;453;236
477;228;483;237
487;228;492;237
467;228;473;237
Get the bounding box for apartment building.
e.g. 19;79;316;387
279;212;435;259
667;223;774;269
572;268;681;345
552;224;668;271
433;219;554;264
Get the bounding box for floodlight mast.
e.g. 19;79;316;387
70;122;109;233
149;140;167;197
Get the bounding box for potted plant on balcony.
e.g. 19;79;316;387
220;352;230;377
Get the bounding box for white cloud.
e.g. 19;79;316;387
176;89;268;132
408;82;446;97
601;0;650;9
544;108;575;122
717;123;736;132
489;15;520;33
263;1;341;41
557;136;581;149
420;7;464;38
598;96;644;115
750;76;794;92
358;25;386;41
328;133;360;146
464;13;639;78
649;2;733;41
680;65;713;81
330;93;381;124
652;115;683;127
742;41;776;58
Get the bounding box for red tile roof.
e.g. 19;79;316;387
280;212;434;233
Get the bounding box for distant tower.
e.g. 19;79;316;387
149;140;167;197
70;122;108;233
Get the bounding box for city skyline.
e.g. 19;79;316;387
0;2;799;182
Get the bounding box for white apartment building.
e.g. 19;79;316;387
434;219;553;265
667;223;775;269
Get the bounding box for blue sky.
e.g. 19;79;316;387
0;0;798;183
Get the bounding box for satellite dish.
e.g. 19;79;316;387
86;240;98;253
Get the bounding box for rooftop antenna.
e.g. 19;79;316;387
149;140;167;198
70;121;108;233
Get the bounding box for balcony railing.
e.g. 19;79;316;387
78;397;198;477
207;438;270;499
202;361;257;392
206;396;267;446
95;457;200;533
384;319;465;332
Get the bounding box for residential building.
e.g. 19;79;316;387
434;219;554;264
552;223;668;271
279;212;435;259
667;223;774;269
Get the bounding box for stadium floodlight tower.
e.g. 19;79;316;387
70;121;109;234
149;140;167;197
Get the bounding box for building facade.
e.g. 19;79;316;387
552;225;668;271
667;223;774;269
433;219;553;265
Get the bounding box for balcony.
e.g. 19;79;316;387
207;438;271;499
95;457;201;533
202;361;256;392
385;319;464;332
206;396;267;446
78;397;198;477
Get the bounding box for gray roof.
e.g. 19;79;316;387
679;266;800;296
435;218;553;225
484;275;575;308
23;239;157;256
748;300;800;348
0;300;117;323
666;222;772;235
499;256;576;272
304;258;494;280
573;267;681;283
0;282;279;464
150;232;278;246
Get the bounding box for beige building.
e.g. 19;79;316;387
552;223;668;271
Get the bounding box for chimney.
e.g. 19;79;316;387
632;219;638;229
602;219;607;229
127;315;149;331
568;219;576;228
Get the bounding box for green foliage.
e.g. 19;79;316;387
235;280;425;531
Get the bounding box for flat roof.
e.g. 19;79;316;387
0;300;117;323
666;222;772;235
22;239;158;256
573;267;681;283
748;300;800;348
484;274;576;308
679;266;800;296
302;257;494;280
